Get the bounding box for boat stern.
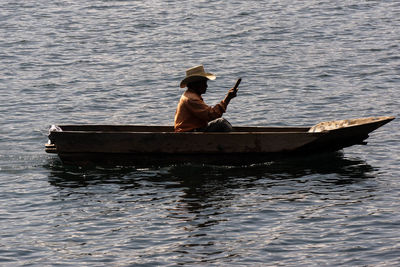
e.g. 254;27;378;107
45;143;57;153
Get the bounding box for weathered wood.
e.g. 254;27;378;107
51;131;321;154
45;116;395;165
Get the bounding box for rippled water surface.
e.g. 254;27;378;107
1;0;399;266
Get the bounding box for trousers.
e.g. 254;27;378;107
195;118;233;132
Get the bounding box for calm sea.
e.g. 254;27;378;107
1;0;399;266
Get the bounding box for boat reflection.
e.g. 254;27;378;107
46;151;375;189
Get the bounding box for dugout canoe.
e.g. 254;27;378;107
45;116;394;166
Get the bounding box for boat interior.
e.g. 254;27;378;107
52;116;394;134
55;125;311;133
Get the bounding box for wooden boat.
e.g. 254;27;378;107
45;116;394;166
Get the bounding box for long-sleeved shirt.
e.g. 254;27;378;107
174;90;227;132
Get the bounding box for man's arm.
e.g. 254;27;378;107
187;98;227;122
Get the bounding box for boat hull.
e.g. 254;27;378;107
45;116;394;166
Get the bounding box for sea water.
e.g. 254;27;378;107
1;0;399;265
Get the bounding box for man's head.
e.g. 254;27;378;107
180;65;216;89
187;78;208;95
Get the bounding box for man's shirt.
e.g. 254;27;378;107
174;90;227;132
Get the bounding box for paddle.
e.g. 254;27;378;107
223;78;241;106
233;78;241;92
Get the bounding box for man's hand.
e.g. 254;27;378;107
224;87;238;105
227;87;238;99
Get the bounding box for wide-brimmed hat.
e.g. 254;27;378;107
180;65;216;88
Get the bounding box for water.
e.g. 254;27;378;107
1;0;399;265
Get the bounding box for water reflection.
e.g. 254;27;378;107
45;158;142;188
161;151;376;219
45;152;376;221
46;152;375;188
44;152;377;265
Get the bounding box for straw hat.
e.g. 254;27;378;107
180;65;216;88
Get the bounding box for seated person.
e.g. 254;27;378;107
174;65;238;132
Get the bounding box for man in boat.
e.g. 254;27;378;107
174;65;238;132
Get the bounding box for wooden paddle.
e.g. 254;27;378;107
233;78;241;92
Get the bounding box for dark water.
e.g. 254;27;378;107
1;0;399;265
